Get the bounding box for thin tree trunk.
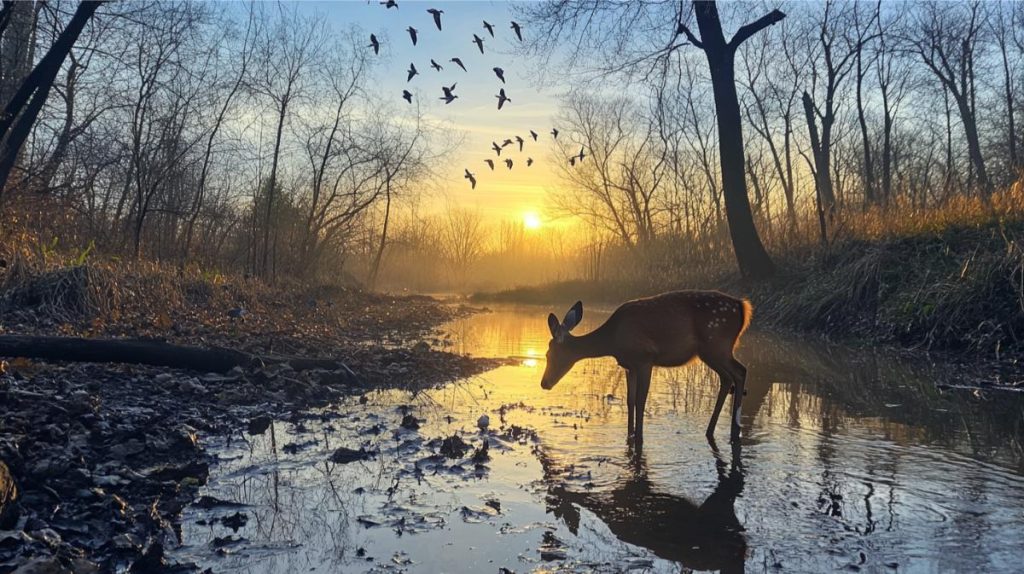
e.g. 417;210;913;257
856;49;875;207
261;99;288;280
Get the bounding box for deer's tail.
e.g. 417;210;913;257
734;298;753;351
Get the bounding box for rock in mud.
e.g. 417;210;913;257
246;414;272;435
0;461;18;528
220;511;248;531
439;434;470;459
330;446;372;464
400;414;421;431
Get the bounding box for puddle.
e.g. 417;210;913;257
174;304;1024;572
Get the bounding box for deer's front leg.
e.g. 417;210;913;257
625;369;636;438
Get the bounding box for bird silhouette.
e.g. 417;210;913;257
440;83;457;104
551;128;559;138
578;146;586;161
407;26;418;45
527;157;534;166
484;159;495;170
505;158;513;170
501;138;513;147
491;142;502;156
407;62;418;81
569;156;576;166
368;34;380;55
530;130;538;141
430;59;443;71
402;89;412;103
464;168;476;189
493;67;505;83
472;34;484;54
450;57;467;71
380;0;397;8
483;20;494;37
496;88;510;110
427;8;443;31
511;21;523;41
515;135;525;151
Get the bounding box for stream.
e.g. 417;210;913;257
172;304;1024;573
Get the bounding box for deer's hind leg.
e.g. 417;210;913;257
701;351;747;440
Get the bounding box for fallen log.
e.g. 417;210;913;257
0;335;357;377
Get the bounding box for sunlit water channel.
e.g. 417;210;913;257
174;304;1024;573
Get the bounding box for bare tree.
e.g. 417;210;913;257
246;4;325;279
907;1;991;196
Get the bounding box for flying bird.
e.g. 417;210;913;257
578;146;586;161
407;62;418;82
472;34;484;54
464;168;476;189
402;89;412;103
493;67;505;83
483;20;494;37
491;141;502;156
569;156;576;166
510;21;523;41
450;57;466;71
484;159;495;170
529;130;538;141
496;88;510;110
551;128;559;138
527;157;534;167
368;34;380;55
505;158;513;170
430;59;443;71
380;0;397;8
427;8;443;31
440;83;457;104
501;138;513;147
407;26;418;45
515;135;524;151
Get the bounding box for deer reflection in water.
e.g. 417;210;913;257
543;441;747;573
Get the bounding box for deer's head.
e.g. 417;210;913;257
541;300;583;390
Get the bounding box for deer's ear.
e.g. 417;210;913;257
563;300;583;331
547;313;561;337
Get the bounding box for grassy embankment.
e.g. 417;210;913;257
473;187;1024;366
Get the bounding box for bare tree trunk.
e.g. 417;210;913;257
368;179;392;289
856;47;875;206
0;1;102;203
682;0;780;279
803;92;828;246
261;99;287;280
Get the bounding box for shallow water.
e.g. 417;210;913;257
175;304;1024;573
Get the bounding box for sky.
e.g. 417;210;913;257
297;0;568;227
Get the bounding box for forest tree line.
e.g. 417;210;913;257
1;1;1023;291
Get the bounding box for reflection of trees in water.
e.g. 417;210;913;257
540;442;747;573
194;431;361;571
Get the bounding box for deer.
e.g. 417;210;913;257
540;290;752;443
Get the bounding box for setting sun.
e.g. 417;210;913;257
523;212;542;230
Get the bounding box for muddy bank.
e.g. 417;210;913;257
0;271;496;573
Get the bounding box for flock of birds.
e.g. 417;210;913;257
367;1;588;190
